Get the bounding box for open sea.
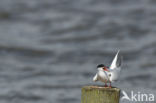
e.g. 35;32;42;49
0;0;156;103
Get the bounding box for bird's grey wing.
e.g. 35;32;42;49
110;50;120;70
109;68;121;82
110;50;122;71
93;74;98;82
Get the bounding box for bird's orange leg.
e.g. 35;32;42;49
104;80;108;87
104;83;108;87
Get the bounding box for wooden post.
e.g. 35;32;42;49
81;86;120;103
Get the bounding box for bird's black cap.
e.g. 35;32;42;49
97;64;105;68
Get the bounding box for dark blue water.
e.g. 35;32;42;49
0;0;156;103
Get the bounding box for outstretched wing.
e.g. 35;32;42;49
109;50;121;70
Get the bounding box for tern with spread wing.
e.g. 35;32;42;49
93;50;122;87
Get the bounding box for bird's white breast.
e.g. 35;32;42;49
97;70;109;82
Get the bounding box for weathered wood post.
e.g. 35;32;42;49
81;86;120;103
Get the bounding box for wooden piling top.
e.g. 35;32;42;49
82;85;120;91
81;86;120;103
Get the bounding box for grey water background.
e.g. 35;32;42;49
0;0;156;103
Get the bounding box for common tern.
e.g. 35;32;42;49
93;50;122;87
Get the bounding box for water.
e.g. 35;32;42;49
0;0;156;103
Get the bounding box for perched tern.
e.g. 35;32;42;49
93;50;122;87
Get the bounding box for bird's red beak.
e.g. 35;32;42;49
103;67;109;71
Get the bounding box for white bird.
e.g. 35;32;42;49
93;50;122;87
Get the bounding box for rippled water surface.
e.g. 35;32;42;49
0;0;156;103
